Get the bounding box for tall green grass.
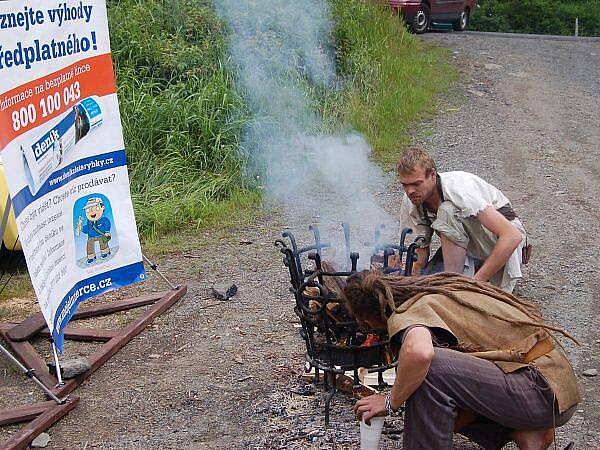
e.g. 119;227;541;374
108;0;252;238
329;0;456;165
106;0;454;238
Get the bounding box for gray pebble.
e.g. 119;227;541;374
31;433;51;448
583;369;598;377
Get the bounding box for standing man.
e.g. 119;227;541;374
397;148;528;292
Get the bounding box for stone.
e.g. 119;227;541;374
212;283;238;300
484;63;502;70
583;369;598;377
31;433;51;448
47;357;91;379
467;89;485;98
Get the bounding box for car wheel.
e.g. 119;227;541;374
453;8;469;31
410;4;431;34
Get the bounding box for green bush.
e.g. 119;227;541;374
107;0;454;237
330;0;455;164
471;0;600;37
107;0;251;238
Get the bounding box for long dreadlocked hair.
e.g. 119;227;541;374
342;271;579;345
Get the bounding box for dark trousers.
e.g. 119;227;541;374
403;348;574;450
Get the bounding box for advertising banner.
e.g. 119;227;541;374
0;1;146;351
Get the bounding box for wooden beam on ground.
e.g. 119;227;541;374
2;323;119;342
54;286;187;397
6;291;167;342
0;327;56;389
38;327;117;343
1;396;79;450
334;374;378;398
0;401;55;426
0;323;15;333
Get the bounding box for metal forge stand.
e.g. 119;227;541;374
276;224;422;425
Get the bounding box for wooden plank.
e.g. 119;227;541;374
0;401;55;426
0;323;16;332
1;396;79;450
6;291;166;341
0;327;56;389
54;286;187;397
336;374;377;398
38;327;117;343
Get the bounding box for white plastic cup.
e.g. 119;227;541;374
360;415;385;450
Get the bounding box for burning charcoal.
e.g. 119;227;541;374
212;283;238;300
361;334;380;347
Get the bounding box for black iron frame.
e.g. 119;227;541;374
276;224;423;425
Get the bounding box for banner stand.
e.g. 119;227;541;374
142;254;178;290
0;341;65;405
51;341;65;387
0;285;187;450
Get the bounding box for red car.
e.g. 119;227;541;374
389;0;477;34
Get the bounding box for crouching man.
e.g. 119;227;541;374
345;272;580;450
397;148;529;292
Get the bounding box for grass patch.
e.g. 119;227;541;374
107;0;454;238
142;188;261;253
0;273;31;301
0;270;35;320
108;0;253;239
330;0;456;165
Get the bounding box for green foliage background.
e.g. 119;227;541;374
108;0;251;238
106;0;454;239
330;0;455;165
471;0;600;36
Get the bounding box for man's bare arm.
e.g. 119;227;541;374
473;206;523;282
354;326;434;423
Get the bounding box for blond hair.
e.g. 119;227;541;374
396;147;436;176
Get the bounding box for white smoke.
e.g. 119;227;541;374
213;0;399;267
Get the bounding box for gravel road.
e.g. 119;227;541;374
1;32;598;449
416;31;600;449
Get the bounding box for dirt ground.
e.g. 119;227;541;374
1;32;599;449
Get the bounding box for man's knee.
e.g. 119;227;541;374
432;202;469;249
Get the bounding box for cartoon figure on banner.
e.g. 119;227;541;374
74;194;119;267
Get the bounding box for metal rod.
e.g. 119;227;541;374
309;224;322;257
51;341;64;386
142;254;177;290
0;342;64;404
0;196;12;244
342;223;351;271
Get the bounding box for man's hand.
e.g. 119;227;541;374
354;327;435;425
354;394;386;425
